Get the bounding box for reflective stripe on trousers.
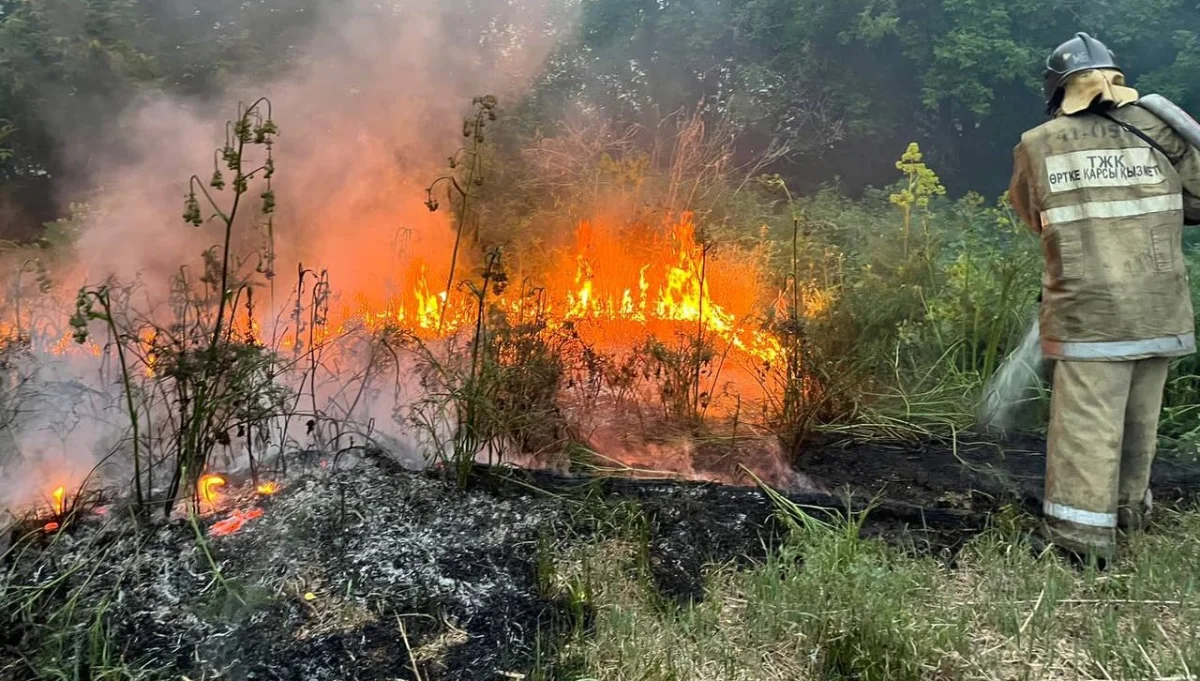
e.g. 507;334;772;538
1043;332;1196;360
1039;194;1183;225
1044;501;1117;528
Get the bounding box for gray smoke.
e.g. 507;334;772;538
0;0;579;515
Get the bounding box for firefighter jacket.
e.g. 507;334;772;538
1010;103;1200;361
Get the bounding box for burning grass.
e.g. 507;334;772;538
333;213;788;367
0;170;826;511
0;100;1053;529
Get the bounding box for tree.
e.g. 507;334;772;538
528;0;1200;196
0;0;320;237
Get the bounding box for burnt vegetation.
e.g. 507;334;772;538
4;0;1200;679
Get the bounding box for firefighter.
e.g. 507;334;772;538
1009;32;1200;564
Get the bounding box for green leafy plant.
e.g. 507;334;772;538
69;99;288;517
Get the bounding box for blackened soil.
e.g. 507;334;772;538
478;433;1200;604
475;468;991;605
800;435;1048;513
798;434;1200;509
7;438;1200;681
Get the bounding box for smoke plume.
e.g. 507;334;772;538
1;0;577;514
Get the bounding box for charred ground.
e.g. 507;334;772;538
4;437;1200;681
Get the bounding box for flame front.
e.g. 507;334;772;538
352;214;781;361
256;482;279;496
14;214;794;370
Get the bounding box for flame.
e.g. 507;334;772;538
547;215;782;363
4;213;816;415
256;481;279;495
210;507;264;536
42;486;69;531
139;328;157;378
199;474;226;505
282;213;786;365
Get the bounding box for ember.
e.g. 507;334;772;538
210;507;264;536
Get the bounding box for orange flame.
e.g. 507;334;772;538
199;474;226;505
6;213;815;415
275;214;788;366
139;328;157;378
546;215;782;363
256;481;279;496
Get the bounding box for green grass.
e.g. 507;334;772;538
543;504;1200;681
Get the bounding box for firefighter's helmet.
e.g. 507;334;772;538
1043;33;1121;115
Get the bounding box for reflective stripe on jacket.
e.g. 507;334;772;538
1010;103;1200;361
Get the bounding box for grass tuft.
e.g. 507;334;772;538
543;501;1200;681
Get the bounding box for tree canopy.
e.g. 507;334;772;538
529;0;1200;194
2;0;1199;236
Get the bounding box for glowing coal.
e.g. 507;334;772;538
210;508;265;537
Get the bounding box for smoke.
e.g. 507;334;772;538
72;0;574;295
0;0;578;515
0;0;809;515
0;351;130;514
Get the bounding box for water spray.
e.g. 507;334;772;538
977;314;1050;435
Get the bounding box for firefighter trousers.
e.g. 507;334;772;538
1043;357;1170;557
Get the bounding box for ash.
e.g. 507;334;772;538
1;452;566;680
